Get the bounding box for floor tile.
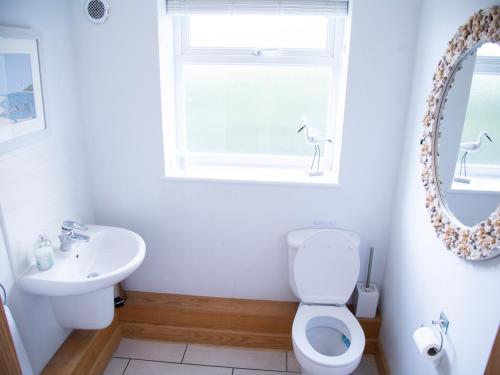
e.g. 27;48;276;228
124;360;232;375
114;338;187;362
234;370;298;375
104;357;129;375
183;344;286;371
352;355;379;375
287;351;301;372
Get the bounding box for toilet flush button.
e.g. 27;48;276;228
313;220;336;228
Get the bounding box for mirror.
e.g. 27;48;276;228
438;42;500;227
420;6;499;260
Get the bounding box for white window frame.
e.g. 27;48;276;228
163;14;346;183
453;55;500;180
450;54;500;193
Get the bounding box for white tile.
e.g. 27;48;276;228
234;370;298;375
104;358;129;375
183;344;286;371
287;351;301;372
124;360;232;375
114;338;187;362
352;355;379;375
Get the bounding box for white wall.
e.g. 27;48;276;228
0;1;94;373
71;0;420;300
380;1;500;374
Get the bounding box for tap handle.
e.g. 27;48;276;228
62;221;88;231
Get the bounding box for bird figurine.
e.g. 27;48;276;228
457;130;493;181
297;116;333;176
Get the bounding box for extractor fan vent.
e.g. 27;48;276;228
85;0;110;24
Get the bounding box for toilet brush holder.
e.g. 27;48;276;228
354;283;379;318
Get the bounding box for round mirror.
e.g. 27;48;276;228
438;42;500;227
420;6;499;260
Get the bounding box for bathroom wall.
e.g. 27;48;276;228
380;1;500;374
71;0;420;300
0;0;94;373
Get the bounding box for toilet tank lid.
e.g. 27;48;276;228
287;228;360;248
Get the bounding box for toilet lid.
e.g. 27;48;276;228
293;229;360;304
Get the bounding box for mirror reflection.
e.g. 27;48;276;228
438;42;500;227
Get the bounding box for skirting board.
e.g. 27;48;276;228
119;291;382;353
375;340;391;375
0;303;22;375
41;315;121;375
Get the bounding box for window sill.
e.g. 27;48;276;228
162;166;340;187
449;176;500;194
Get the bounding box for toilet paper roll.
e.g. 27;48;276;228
413;326;443;361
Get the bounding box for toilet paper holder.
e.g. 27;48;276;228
0;282;6;305
432;312;449;334
427;312;449;355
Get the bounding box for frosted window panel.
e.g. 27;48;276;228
188;15;328;49
476;42;500;57
183;65;332;156
458;74;500;165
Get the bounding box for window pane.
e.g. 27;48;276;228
458;73;500;165
188;15;329;49
183;65;332;156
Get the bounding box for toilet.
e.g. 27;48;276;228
287;228;365;375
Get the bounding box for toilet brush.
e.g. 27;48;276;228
364;247;374;292
354;246;379;318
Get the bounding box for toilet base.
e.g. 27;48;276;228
292;342;362;375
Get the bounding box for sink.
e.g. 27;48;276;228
19;225;145;329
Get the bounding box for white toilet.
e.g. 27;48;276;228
287;228;365;375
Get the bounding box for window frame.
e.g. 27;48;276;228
164;14;346;177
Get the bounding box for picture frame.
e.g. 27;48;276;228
0;26;47;155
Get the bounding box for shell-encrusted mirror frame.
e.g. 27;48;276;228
420;6;500;260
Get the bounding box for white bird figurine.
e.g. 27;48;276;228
459;130;493;178
297;116;332;175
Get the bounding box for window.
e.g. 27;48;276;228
451;43;500;192
162;13;347;184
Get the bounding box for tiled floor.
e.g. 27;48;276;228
105;338;379;375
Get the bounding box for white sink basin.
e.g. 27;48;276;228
19;225;145;329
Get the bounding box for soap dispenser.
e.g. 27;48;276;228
34;235;55;271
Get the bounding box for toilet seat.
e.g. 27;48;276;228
292;304;365;368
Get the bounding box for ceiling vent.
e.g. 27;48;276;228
85;0;110;24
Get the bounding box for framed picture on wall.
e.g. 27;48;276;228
0;26;47;154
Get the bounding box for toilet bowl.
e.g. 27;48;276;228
292;304;365;374
287;229;365;375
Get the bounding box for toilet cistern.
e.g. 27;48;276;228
59;220;90;252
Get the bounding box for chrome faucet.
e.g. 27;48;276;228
59;221;90;252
